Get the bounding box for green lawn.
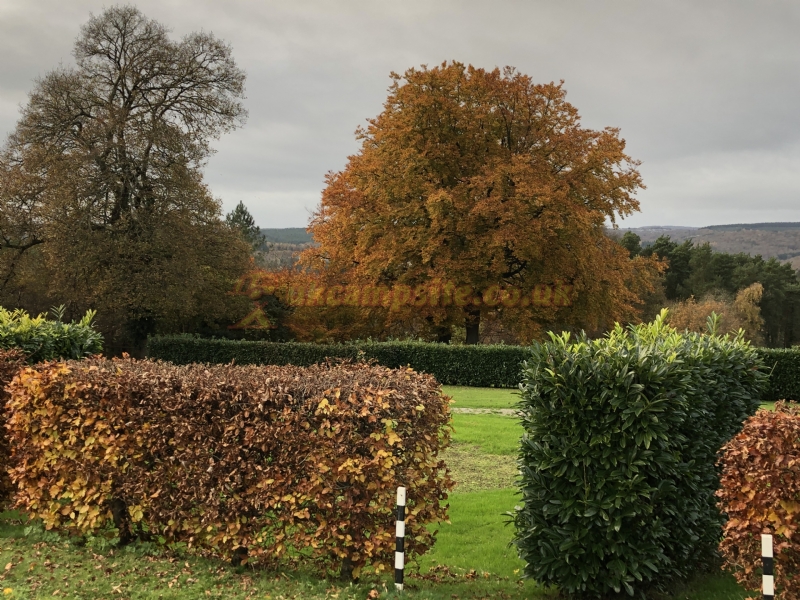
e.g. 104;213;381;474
441;385;518;409
0;513;547;600
419;489;523;578
451;413;521;455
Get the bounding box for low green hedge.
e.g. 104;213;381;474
511;312;768;597
758;348;800;401
146;335;528;387
147;334;800;398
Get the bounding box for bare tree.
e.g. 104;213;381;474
0;5;252;352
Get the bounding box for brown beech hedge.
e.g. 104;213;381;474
6;358;453;577
718;402;800;598
0;349;26;501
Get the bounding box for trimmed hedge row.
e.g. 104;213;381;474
146;335;529;388
147;335;800;399
512;313;768;597
8;358;453;576
759;347;800;401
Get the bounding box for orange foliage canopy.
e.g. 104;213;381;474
301;62;660;343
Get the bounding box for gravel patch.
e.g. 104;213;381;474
450;407;518;416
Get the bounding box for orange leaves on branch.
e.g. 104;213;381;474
6;358;453;575
299;62;660;343
718;402;800;598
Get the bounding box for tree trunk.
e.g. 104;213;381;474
465;309;480;345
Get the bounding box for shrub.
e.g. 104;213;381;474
147;335;528;387
717;402;800;598
0;306;103;362
0;306;101;503
0;348;26;501
511;311;768;598
7;358;453;576
758;347;800;402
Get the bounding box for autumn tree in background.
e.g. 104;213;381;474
636;237;800;347
301;62;660;344
667;283;765;343
0;6;252;353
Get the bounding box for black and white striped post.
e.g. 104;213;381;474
762;533;774;600
395;486;406;592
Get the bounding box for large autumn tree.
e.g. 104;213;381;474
0;6;252;353
301;62;659;343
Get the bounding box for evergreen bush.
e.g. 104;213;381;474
0;306;102;362
511;311;768;598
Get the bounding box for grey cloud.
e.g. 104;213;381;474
1;0;799;228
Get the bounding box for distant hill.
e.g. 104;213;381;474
704;222;800;232
620;222;800;268
259;228;312;244
256;224;800;271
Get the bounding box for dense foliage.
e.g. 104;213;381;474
760;347;800;401
0;306;102;362
147;335;529;387
511;312;768;598
629;233;800;348
0;308;101;502
0;6;252;353
7;358;453;577
300;62;661;345
0;348;26;501
717;402;800;599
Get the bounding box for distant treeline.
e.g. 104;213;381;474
259;228;312;244
703;222;800;232
622;233;800;347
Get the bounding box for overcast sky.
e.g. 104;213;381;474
1;0;799;229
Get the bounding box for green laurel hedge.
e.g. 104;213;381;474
146;335;529;387
510;312;768;598
146;334;800;399
0;307;103;362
